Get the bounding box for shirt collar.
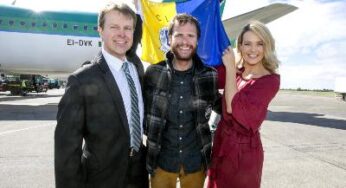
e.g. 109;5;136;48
102;47;127;72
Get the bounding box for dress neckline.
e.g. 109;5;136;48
238;67;274;81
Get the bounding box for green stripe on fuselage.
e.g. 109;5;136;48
0;5;99;37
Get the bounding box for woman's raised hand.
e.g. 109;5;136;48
222;46;236;69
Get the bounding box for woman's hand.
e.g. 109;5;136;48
222;46;236;69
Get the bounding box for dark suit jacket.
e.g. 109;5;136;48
54;52;146;188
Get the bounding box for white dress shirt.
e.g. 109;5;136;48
102;48;144;142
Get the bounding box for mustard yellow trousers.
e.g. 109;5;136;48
151;166;205;188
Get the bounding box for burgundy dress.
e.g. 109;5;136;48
207;66;280;188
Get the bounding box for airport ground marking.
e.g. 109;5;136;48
0;124;51;136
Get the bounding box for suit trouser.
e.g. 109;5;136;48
125;145;149;188
151;166;205;188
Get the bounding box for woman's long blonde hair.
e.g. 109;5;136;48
236;21;280;73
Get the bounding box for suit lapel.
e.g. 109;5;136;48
95;52;130;136
127;54;144;87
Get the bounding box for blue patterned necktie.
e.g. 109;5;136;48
122;61;141;151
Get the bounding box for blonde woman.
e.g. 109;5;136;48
207;21;280;188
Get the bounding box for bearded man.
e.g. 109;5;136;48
143;13;220;188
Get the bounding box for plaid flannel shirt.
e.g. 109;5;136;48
144;52;220;174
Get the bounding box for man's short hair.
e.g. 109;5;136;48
168;13;201;39
98;2;137;29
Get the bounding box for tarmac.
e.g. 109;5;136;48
0;89;345;188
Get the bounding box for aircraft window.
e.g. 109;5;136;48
73;25;79;30
63;23;68;29
32;22;36;27
42;22;47;27
0;20;2;25
9;20;14;25
20;21;25;26
93;26;97;31
53;23;58;28
84;25;88;30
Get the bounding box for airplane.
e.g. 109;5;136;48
0;2;297;78
223;3;297;42
0;5;101;77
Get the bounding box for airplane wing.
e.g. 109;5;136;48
222;3;298;40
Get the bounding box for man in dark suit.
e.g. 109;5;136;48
54;2;148;188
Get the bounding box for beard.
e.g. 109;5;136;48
171;44;197;61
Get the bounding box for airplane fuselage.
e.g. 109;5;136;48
0;5;101;76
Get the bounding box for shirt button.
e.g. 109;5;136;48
180;110;183;114
180;81;184;85
180;124;183;128
179;137;182;141
179;150;182;153
180;96;183;99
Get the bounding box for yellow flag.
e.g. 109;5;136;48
140;0;176;64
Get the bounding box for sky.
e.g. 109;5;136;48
1;0;345;90
224;0;346;90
